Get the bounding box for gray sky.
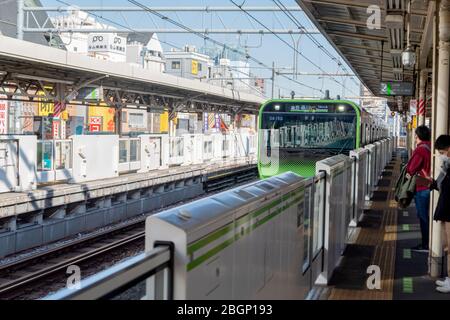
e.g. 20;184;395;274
41;0;363;101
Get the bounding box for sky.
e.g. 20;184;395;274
40;0;363;101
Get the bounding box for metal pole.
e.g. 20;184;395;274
17;0;24;40
430;0;450;277
271;62;275;99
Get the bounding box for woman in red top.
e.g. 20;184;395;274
406;125;432;251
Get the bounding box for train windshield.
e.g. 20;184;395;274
261;102;357;151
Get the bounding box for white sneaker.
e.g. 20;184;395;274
436;284;450;293
436;277;450;287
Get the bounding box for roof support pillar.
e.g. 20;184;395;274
418;69;429;126
430;0;450;278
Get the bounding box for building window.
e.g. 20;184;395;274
198;63;202;71
171;61;181;69
128;113;144;128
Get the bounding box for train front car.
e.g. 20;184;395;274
258;100;360;179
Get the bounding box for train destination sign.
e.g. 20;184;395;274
289;104;330;113
380;82;414;96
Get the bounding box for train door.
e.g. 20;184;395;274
0;139;19;192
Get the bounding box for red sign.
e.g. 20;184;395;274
52;120;60;139
89;116;102;132
0;101;7;134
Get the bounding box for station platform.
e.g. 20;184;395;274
0;157;256;219
321;150;450;300
0;157;257;258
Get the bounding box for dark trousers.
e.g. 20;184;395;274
414;189;430;248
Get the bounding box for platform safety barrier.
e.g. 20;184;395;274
46;137;394;300
0;132;257;193
36;139;73;183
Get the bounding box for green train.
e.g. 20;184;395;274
258;99;389;178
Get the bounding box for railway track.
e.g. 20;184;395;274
0;166;258;299
0;228;145;299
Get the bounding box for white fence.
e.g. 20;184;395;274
0;132;257;193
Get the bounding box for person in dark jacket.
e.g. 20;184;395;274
406;126;432;251
432;135;450;293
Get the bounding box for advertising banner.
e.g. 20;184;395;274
409;99;417;115
52;120;61;139
0;99;7;134
89;116;102;132
191;60;199;75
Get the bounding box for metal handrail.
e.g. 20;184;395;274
43;245;172;300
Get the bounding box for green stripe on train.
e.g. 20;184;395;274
186;193;304;271
186;187;304;255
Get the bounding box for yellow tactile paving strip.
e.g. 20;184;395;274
328;156;402;300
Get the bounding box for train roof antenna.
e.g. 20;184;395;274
324;90;330;100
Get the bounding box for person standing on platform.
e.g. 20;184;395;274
431;135;450;293
406;125;432;251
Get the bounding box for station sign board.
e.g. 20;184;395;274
77;87;104;101
88;33;126;56
380;82;414;96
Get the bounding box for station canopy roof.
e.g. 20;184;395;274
297;0;432;111
0;35;265;113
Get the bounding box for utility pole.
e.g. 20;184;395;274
17;0;24;40
271;61;275;99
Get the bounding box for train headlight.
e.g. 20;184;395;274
337;105;345;112
274;104;281;111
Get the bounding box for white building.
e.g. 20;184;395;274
51;9;115;55
51;9;163;69
360;86;389;119
164;45;212;80
209;58;233;88
127;34;165;73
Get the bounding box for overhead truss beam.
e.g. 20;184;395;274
24;6;304;12
22;28;320;34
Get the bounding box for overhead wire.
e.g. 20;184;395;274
272;0;360;89
127;0;323;94
230;0;359;97
56;0;183;50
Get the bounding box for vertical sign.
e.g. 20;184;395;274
191;60;199;75
409;99;417;115
52;120;60;139
214;114;220;133
89;116;102;132
203;113;209;132
0;100;7;134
